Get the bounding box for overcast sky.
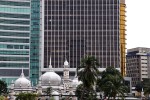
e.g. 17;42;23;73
126;0;150;49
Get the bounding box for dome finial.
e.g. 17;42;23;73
49;56;53;71
20;68;24;77
64;59;69;66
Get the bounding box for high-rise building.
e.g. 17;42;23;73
126;47;150;87
0;0;31;85
30;0;41;86
40;0;126;76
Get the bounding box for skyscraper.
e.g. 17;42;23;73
40;0;126;75
30;0;41;86
0;0;31;85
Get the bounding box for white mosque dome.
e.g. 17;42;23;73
72;77;82;88
41;71;61;86
14;69;31;88
41;57;61;86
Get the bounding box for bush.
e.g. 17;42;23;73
16;93;37;100
0;96;5;100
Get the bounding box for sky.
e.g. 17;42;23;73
126;0;150;49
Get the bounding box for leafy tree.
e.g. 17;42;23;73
97;67;128;100
46;87;52;96
135;82;143;93
135;82;143;98
0;80;7;95
144;86;150;96
75;84;97;100
16;93;37;100
142;79;150;97
77;55;99;100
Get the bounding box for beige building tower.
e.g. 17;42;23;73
126;47;150;87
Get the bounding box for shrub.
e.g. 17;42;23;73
16;93;37;100
0;96;5;100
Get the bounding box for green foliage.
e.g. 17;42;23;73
78;55;100;88
46;87;52;96
16;93;37;100
50;97;55;100
97;67;128;100
77;55;99;100
135;82;143;92
76;84;97;100
0;96;5;100
0;80;7;95
142;79;150;95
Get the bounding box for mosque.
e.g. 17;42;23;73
9;58;82;100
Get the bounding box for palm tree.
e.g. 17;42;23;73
78;55;100;88
97;67;127;100
77;55;100;100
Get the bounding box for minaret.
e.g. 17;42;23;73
63;60;69;79
63;60;71;91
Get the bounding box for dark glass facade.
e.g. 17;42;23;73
43;0;120;68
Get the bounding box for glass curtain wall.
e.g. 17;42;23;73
43;0;120;69
0;0;31;85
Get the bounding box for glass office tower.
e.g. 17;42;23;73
0;0;30;85
41;0;126;75
30;0;41;86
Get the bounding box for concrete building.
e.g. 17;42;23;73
40;0;126;77
0;0;31;85
126;47;150;87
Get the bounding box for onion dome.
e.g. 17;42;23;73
41;57;61;86
14;69;31;88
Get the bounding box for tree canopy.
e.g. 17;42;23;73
97;67;128;100
76;56;128;100
16;93;37;100
0;80;7;95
